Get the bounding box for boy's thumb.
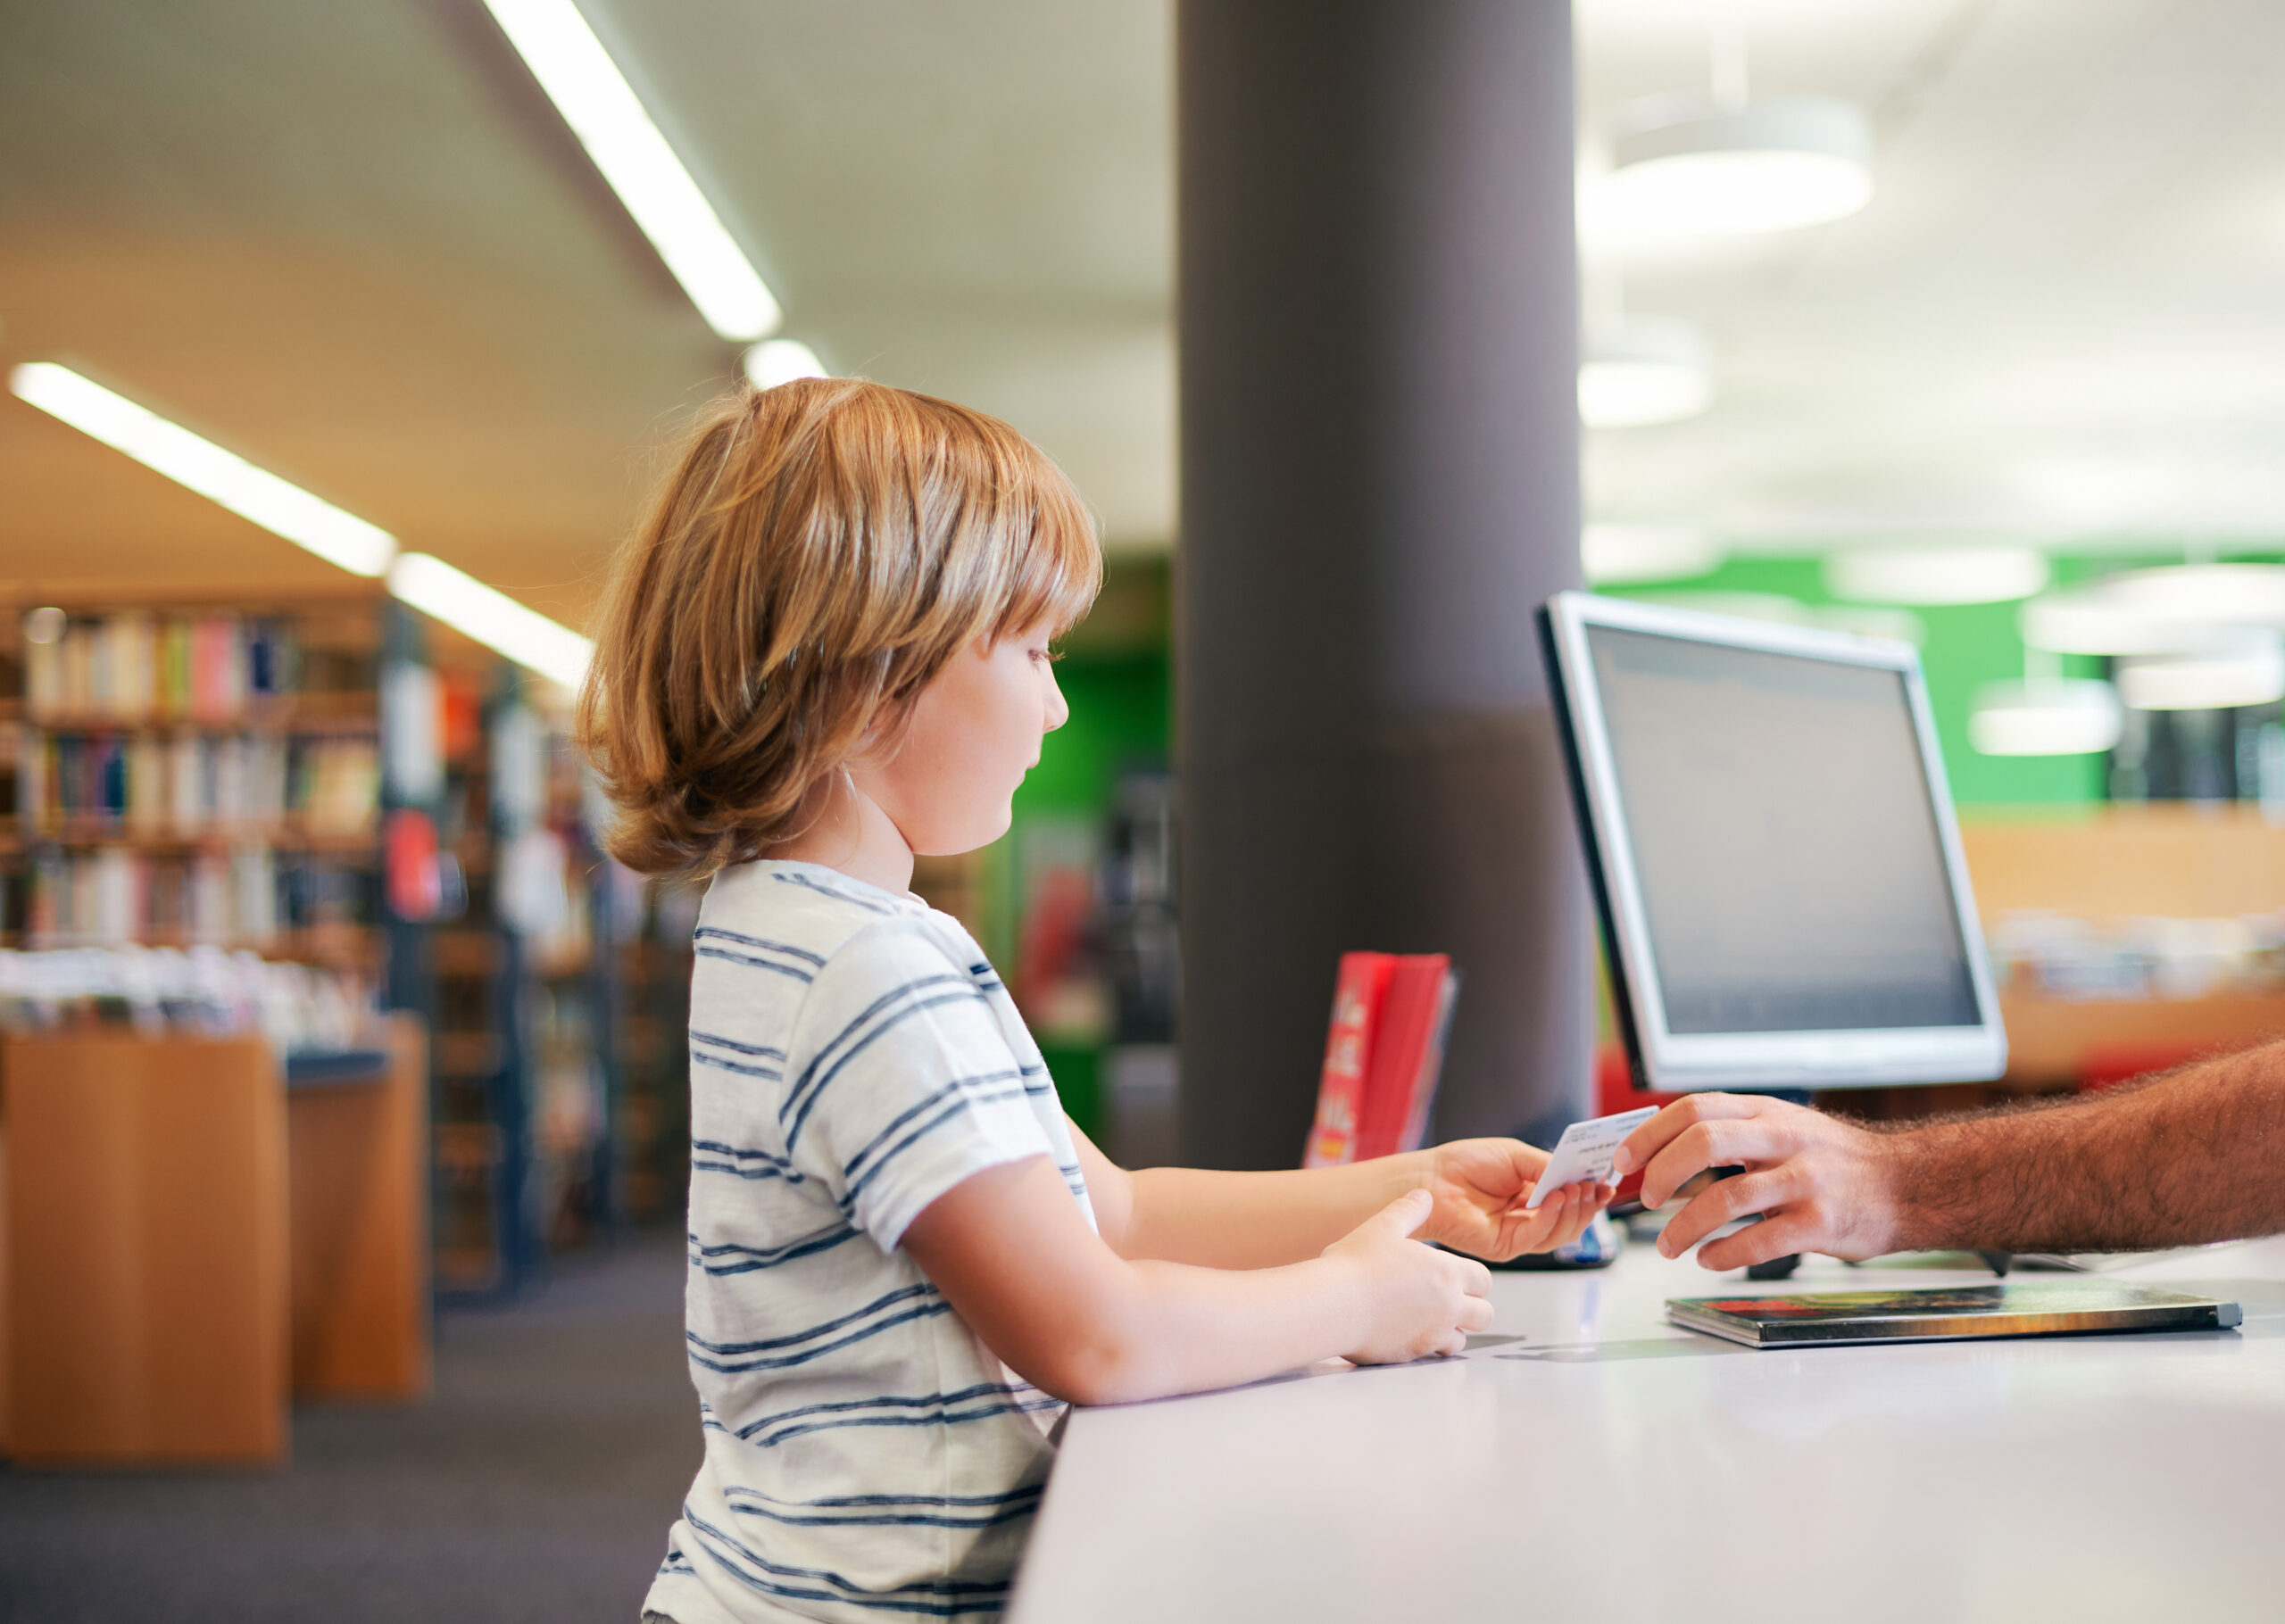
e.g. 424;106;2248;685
1375;1188;1433;1239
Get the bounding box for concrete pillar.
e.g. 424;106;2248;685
1176;0;1593;1168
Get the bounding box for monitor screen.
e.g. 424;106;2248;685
1584;624;1981;1036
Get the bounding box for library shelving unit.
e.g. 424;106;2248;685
4;589;388;965
0;589;692;1317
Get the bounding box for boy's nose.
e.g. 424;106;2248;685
1043;669;1070;733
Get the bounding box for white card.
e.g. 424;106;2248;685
1524;1106;1658;1208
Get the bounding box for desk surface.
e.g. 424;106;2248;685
1010;1237;2285;1622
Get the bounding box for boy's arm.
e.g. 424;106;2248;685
903;1156;1492;1406
1066;1119;1608;1268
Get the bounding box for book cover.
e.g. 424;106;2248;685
1668;1282;2242;1348
1302;952;1397;1168
1397;968;1460;1155
1354;956;1454;1162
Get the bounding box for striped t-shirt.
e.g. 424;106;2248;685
644;859;1094;1624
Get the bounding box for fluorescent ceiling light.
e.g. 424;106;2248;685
482;0;780;342
386;553;594;690
1582;523;1723;584
1599;95;1872;236
1579;316;1712;427
1970;680;2123;756
743;339;827;390
2116;635;2285;713
10;362;397;576
1825;546;2051;607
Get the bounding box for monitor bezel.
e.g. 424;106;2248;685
1541;591;2007;1093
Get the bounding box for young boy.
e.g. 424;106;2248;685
579;378;1610;1624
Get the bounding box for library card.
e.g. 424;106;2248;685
1524;1106;1658;1208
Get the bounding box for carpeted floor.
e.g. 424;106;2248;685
0;1229;700;1623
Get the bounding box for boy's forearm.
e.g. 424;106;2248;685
1121;1156;1430;1268
1067;1255;1368;1404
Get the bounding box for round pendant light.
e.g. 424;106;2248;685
2116;634;2285;713
1969;679;2124;757
1600;95;1874;236
1578;315;1713;427
1825;546;2051;607
2020;564;2285;656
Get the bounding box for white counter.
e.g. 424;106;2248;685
1010;1237;2285;1622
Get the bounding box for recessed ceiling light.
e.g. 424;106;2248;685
1579;316;1712;427
1600;95;1873;236
1826;547;2051;607
481;0;781;342
1582;523;1723;584
11;361;398;576
743;340;828;390
1970;679;2123;756
386;553;594;690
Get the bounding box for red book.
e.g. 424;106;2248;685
1303;952;1462;1166
1356;956;1458;1161
1302;953;1397;1168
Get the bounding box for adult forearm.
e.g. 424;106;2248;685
1123;1157;1427;1268
1888;1043;2285;1253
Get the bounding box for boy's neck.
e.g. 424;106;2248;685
767;769;917;898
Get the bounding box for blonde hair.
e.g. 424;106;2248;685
577;377;1101;876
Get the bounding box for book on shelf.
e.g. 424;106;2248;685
16;730;378;836
1302;951;1461;1167
26;613;298;723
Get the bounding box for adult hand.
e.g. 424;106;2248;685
1608;1094;1907;1270
1322;1189;1495;1363
1415;1137;1612;1263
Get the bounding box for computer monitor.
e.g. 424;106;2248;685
1538;591;2007;1093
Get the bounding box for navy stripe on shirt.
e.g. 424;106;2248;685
714;1388;1063;1450
770;869;894;914
696;943;816;983
690;1029;788;1060
695;927;828;966
721;1482;1042;1530
689;1283;938;1356
682;1506;1010;1616
686;1303;954;1374
691;1048;785;1081
781;972;976;1124
783;985;993;1149
688;1223;858;1275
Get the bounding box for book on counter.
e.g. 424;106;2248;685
1667;1281;2243;1349
1302;951;1460;1167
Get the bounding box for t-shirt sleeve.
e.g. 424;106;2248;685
782;921;1057;1251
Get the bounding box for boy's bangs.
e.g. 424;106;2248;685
997;460;1103;642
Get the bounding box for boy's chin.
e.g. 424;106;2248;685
911;804;1013;859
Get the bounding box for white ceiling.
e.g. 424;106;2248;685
3;0;2281;623
1579;0;2285;554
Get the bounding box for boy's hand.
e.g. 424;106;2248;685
1322;1189;1495;1363
1416;1138;1613;1262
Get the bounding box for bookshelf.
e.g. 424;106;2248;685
0;588;690;1307
4;592;384;964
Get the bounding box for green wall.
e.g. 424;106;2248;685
981;558;1174;1136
